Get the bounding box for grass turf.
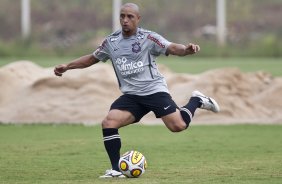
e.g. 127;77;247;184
0;124;281;184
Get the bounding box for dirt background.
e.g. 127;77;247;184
0;61;281;125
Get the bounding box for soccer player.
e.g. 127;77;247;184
54;3;220;178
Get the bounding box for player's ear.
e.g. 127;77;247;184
137;15;141;23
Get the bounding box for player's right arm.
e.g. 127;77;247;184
54;54;99;76
167;43;200;56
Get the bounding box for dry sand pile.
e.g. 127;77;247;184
0;61;281;125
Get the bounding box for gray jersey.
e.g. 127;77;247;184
93;28;172;96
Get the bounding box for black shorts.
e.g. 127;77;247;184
110;92;179;123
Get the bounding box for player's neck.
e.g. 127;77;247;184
122;28;138;38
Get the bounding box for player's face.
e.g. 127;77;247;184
120;7;140;36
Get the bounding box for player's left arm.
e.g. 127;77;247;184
166;43;200;56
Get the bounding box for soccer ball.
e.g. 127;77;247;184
118;150;147;178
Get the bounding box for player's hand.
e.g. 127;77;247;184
186;43;200;54
54;64;68;77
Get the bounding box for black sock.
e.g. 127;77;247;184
180;97;201;128
102;128;121;171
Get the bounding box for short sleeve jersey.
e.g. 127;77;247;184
93;28;172;96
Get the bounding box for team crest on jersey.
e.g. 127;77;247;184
132;42;141;53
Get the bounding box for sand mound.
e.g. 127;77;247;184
0;61;281;125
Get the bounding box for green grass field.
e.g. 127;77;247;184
0;57;281;76
0;124;281;184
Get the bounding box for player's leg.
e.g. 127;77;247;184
140;92;187;132
179;90;220;127
161;110;187;132
100;95;149;178
102;109;135;129
159;91;220;131
100;109;135;178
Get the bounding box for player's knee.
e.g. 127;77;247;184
102;116;116;128
168;123;186;133
101;117;109;128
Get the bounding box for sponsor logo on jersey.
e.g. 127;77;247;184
147;34;165;48
115;57;144;77
132;42;141;53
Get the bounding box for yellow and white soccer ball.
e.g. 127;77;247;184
118;150;147;178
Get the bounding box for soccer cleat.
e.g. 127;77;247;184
99;169;126;178
192;90;220;113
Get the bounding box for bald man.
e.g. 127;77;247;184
54;3;219;178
